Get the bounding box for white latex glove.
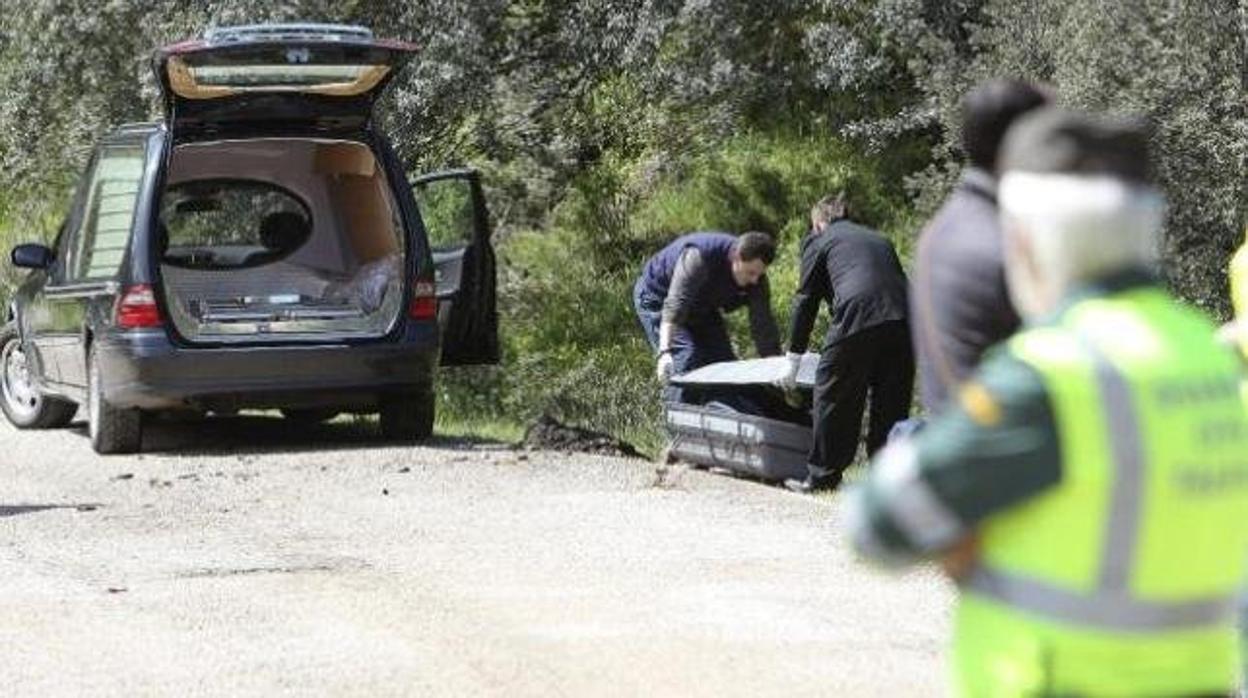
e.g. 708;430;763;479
656;352;675;383
774;352;802;391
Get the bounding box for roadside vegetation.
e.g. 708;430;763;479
1;2;1244;451
437;130;918;454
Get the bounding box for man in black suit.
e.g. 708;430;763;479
779;194;913;493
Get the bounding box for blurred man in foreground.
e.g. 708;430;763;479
633;231;782;402
848;108;1248;697
910;80;1050;414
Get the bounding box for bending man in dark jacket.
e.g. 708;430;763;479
633;231;782;403
910;79;1050;414
780;195;913;493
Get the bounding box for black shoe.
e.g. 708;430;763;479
784;473;841;494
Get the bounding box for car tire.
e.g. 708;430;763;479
378;386;434;442
280;408;339;425
87;346;142;455
0;322;77;429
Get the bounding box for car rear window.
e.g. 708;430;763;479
160;179;312;270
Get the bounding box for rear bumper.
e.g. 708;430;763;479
95;324;439;410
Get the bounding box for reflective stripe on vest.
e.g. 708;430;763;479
1232;242;1248;358
965;566;1234;632
965;330;1236;632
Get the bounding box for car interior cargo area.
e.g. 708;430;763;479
158;138;405;343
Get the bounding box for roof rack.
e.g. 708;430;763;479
203;23;374;45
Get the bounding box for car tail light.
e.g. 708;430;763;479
115;284;163;329
407;280;437;320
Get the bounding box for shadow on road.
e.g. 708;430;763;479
0;503;102;518
63;414;510;457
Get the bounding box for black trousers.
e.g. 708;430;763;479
807;320;915;479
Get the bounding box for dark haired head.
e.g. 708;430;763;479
735;231;776;265
962;79;1051;173
999;107;1152;183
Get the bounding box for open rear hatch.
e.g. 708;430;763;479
151;26;418;346
154;24;417;130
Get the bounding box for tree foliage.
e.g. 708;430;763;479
912;0;1248;314
0;1;1244;441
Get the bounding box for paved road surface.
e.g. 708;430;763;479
0;415;950;696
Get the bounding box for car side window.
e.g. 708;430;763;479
49;223;71;278
70;144;147;282
413;178;476;249
44;155;97;281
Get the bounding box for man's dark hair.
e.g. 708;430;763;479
735;231;776;265
961;79;1051;173
999;108;1153;184
811;192;850;232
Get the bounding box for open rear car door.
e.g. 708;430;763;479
153;24;418;130
412;169;500;365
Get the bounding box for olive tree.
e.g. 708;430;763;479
904;0;1248;315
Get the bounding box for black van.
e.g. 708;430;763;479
0;24;498;454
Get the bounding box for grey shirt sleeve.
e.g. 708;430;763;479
748;276;782;357
661;247;708;325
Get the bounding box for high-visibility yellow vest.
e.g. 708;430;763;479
1232;241;1247;358
955;287;1248;697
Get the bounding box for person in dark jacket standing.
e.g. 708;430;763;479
779;194;913;493
910;80;1050;414
633;231;782;402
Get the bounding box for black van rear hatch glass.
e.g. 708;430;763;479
154;24;417;128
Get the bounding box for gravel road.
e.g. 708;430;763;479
0;414;951;697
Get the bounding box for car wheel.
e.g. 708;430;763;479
280;408;339;425
378;386;434;442
0;322;77;429
87;346;142;454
